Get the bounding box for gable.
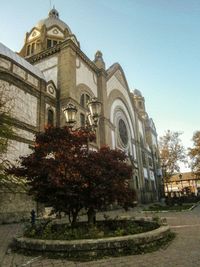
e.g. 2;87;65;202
106;63;129;92
28;29;41;41
46;81;56;98
114;69;127;89
47;27;64;38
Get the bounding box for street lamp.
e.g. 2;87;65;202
87;98;102;127
63;97;102;130
63;103;77;128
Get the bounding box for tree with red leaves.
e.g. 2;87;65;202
79;146;135;224
8;126;135;226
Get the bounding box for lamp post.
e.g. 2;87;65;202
63;97;102;141
161;163;167;197
62;98;102;223
179;173;183;194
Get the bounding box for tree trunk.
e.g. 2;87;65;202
87;207;96;226
69;209;79;227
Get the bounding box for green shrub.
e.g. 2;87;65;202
23;219;159;240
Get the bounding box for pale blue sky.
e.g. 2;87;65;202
1;0;199;170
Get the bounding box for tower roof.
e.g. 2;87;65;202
35;8;72;33
133;89;143;97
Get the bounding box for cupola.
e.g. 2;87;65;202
132;89;147;118
19;8;79;58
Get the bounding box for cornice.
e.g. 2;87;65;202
11;117;38;134
0;54;45;81
27;45;61;64
0;69;41;98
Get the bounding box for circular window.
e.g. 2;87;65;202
118;119;128;146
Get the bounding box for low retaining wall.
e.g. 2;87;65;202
14;225;170;256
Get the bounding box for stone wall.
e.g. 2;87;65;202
0;184;36;224
14;224;170;257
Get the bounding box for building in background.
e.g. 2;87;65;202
0;9;161;221
164;172;200;196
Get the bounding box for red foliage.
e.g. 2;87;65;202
79;146;135;211
8;126;136;223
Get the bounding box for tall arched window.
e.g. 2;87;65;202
140;136;146;166
85;94;90;106
80;93;91;108
48;109;54;126
80;94;85;107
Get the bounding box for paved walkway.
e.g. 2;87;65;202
1;205;200;267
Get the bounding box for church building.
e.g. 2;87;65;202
0;9;161;220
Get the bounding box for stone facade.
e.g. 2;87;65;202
0;184;36;224
0;8;161;221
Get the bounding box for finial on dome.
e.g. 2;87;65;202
48;7;59;19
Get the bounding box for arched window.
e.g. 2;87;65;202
135;176;139;189
85;94;90;106
140;136;146;166
80;93;91;108
80;94;85;107
48;109;54;126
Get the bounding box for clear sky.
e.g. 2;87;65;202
1;0;199;171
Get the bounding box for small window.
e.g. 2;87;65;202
47;39;52;48
148;157;153;167
151;180;156;191
138;101;143;109
53;40;58;46
142;151;146;166
80;113;85;127
31;43;35;54
48;109;54;126
145;179;149;191
27;45;30;56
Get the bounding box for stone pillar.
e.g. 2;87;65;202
94;51;108;146
38;80;47;132
57;45;76;126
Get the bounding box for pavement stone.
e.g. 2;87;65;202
1;205;200;267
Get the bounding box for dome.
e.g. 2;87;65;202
35;8;72;34
133;89;142;97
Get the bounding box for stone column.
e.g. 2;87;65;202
57;45;76;126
